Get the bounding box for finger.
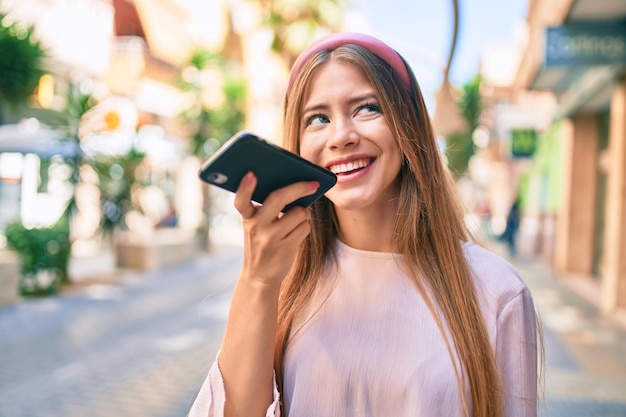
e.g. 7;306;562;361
233;172;257;219
281;208;313;243
257;180;320;221
276;205;310;232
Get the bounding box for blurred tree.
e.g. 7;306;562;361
55;85;147;242
445;74;483;178
26;83;146;285
92;148;146;240
178;48;247;250
458;74;483;131
36;83;147;238
0;13;46;118
5;220;70;296
177;0;348;158
254;0;346;65
176;0;347;249
179;48;246;159
40;83;97;227
2;83;92;292
0;11;94;291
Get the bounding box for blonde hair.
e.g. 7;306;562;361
276;44;503;417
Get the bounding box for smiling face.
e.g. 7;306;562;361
298;60;403;213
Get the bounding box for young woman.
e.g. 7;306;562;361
189;32;539;417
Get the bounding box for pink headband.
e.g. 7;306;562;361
286;32;412;98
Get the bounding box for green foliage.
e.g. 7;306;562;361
1;81;96;293
31;83;98;232
200;75;246;149
62;82;98;137
92;148;146;237
445;74;483;178
178;0;348;157
256;0;345;62
0;13;47;109
446;132;475;178
188;49;222;74
458;74;483;131
522;120;566;214
179;48;247;158
4;221;71;296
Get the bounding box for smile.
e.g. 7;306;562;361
328;158;372;175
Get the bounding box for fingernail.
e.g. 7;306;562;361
244;172;255;185
308;181;320;190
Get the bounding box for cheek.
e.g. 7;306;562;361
384;138;403;168
299;139;323;165
392;145;404;169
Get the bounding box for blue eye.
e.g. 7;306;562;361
305;114;330;126
355;103;382;118
359;103;381;114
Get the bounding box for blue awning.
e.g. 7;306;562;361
0;122;80;159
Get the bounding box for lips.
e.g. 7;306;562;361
328;158;372;175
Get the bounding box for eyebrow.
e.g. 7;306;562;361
302;93;379;115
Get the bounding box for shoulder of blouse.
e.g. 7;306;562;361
461;241;530;304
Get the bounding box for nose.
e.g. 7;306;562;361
327;117;360;150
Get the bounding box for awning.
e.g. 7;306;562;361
527;2;626;116
0;122;80;159
534;64;623;117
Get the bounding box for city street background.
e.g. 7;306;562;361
1;0;625;416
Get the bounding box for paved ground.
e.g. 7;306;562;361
0;242;624;416
0;246;242;417
490;242;626;416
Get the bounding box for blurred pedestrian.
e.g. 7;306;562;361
189;32;540;417
156;202;178;228
499;197;521;256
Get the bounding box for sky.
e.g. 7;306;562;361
345;0;528;110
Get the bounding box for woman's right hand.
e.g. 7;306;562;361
221;172;320;417
234;172;320;288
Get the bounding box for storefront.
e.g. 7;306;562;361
516;0;626;315
0;121;79;231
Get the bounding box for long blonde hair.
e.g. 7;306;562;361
276;44;503;417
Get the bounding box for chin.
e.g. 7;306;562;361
330;178;399;206
327;193;375;212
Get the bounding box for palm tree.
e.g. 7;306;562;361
0;13;46;121
179;48;246;160
445;74;483;178
255;0;345;66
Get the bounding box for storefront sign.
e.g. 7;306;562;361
511;129;537;158
546;22;626;67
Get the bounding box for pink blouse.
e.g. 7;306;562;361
189;241;538;417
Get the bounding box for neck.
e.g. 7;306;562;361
334;199;398;253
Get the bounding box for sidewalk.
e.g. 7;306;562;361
64;242;239;292
490;241;626;415
63;247;133;294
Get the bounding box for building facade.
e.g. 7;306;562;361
515;0;626;316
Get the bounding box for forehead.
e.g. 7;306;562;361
302;60;373;102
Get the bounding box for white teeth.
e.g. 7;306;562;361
329;159;370;174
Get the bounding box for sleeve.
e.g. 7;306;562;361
495;289;538;417
188;355;281;417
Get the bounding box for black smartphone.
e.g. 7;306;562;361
198;131;337;211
